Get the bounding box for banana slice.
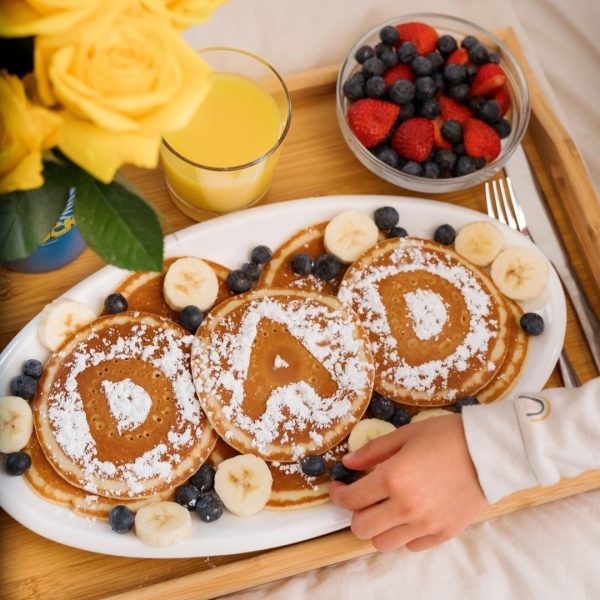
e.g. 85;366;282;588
134;501;191;547
37;297;97;351
214;454;273;517
411;409;453;423
347;418;396;452
454;221;504;267
163;257;219;312
491;247;549;301
324;211;379;264
0;396;34;453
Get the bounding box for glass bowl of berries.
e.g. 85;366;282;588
336;14;530;192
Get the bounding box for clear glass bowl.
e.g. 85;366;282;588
336;13;530;193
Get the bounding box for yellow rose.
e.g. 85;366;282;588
139;0;228;30
0;70;62;194
34;4;212;183
0;0;104;37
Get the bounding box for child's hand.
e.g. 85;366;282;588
329;414;488;552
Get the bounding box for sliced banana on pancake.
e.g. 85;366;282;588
411;408;454;423
324;211;379;264
491;247;548;301
163;257;219;312
37;298;97;351
347;418;396;452
454;221;504;267
134;501;191;547
214;454;273;517
0;396;33;453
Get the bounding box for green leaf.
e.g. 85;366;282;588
0;162;71;261
73;170;163;272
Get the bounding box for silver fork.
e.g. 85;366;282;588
486;177;580;388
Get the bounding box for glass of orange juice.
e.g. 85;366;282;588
161;47;291;218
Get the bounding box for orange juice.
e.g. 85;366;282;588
161;71;289;216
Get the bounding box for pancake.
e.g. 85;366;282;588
258;223;348;295
34;311;217;499
24;433;173;520
191;288;375;461
339;237;510;406
208;436;347;510
111;257;231;321
478;300;528;403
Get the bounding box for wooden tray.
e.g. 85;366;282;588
1;27;599;600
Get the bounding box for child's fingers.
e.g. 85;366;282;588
329;472;387;511
342;427;409;470
405;533;451;552
350;499;407;540
371;522;426;553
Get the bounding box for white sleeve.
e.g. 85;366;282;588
461;377;600;504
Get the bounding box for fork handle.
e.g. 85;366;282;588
558;349;580;388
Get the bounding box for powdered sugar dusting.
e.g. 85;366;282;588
404;289;448;341
273;354;289;369
102;379;152;434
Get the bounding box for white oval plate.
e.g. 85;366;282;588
0;195;566;558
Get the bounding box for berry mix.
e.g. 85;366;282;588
343;21;512;178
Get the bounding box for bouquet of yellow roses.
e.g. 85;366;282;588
0;0;225;272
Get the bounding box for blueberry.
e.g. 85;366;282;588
189;462;216;493
435;149;457;174
437;34;458;55
195;493;224;522
250;245;272;265
291;253;314;275
415;76;436;100
423;162;440;179
419;98;440;119
374;42;392;58
443;63;466;86
468;96;486;114
343;78;365;102
314;254;341;281
104;292;128;314
241;261;261;282
10;375;36;401
374;206;399;230
179;305;204;333
391;407;411;427
411;56;433;77
330;462;360;484
369;394;395;421
434;224;456;245
226;269;252;294
401;161;423;177
454;143;466;156
388;226;408;238
365;75;386;98
374;146;401;169
455;155;477;176
465;63;478;81
380;24;400;45
493;118;512;139
355;45;375;64
176;483;201;510
520;312;545;336
398;41;417;64
108;505;134;533
468;44;489;64
362;56;385;77
454;396;480;412
300;455;326;477
461;35;479;49
398;102;415;121
488;51;500;64
441;120;463;144
389;79;415;105
432;72;445;92
23;359;43;379
380;49;399;68
426;52;445;72
5;451;31;476
477;99;501;124
474;156;486;170
448;83;469;102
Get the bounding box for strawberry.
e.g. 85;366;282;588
446;48;468;65
395;22;439;55
432;118;452;149
493;87;511;116
463;118;501;162
469;63;507;97
438;96;472;126
347;99;400;148
383;63;415;88
391;117;434;162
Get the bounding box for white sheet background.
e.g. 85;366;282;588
183;1;600;597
